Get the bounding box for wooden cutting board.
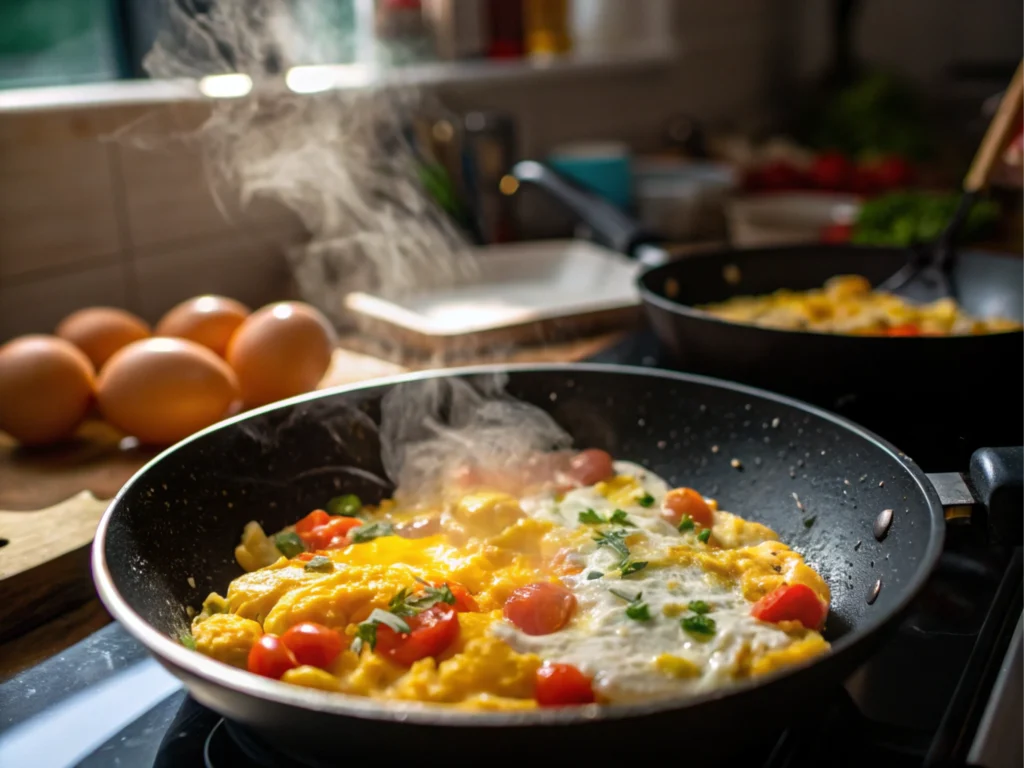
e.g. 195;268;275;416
0;334;621;655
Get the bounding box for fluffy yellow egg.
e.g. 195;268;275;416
155;295;251;358
96;337;240;445
226;302;336;407
0;335;95;445
55;307;151;370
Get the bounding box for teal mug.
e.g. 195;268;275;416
547;141;633;211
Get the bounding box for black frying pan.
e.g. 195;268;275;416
511;161;1024;470
92;365;1020;764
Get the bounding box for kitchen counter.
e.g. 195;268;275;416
0;331;624;680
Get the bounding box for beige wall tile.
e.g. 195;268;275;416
132;233;295;323
0;263;132;343
0;112;123;280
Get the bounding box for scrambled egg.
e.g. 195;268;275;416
190;462;831;709
701;274;1021;335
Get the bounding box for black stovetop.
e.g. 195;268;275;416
0;330;1020;767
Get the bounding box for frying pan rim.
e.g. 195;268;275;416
92;362;945;727
637;245;1024;340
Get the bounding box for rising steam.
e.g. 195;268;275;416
380;374;573;502
129;0;475;321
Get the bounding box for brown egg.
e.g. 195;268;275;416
0;335;95;445
97;338;240;445
56;307;151;370
226;301;336;407
155;295;251;357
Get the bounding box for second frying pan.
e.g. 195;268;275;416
511;161;1024;469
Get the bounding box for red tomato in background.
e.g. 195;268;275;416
303;516;363;550
820;222;853;243
503;582;577;635
374;604;460;666
751;583;828;630
745;160;806;192
248;635;299;679
808;151;852;191
281;623;343;669
534;663;595;706
869;155;915;190
886;324;921;337
661;487;714;528
563;449;615;487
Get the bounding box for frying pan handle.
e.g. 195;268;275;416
510;160;656;256
969;446;1023;545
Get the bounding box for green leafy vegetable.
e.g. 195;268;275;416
350;522;395;544
610;509;635;527
351;608;411;653
620;560;648;577
327;493;363;517
179;632;197;651
593;529;630;561
388;579;456;617
803;516;817;529
681;615;717;637
610;589;651;621
304;555;334;573
688;600;711;615
274;531;305;558
586;571;604;580
697;528;712;544
578;508;605;525
637;493;655;508
678;515;695;533
851;191;999;247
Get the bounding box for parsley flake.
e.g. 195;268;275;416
610;589;651;621
388;580;456;616
681;614;717;637
697;528;712;544
578;508;605;525
274;531;305;558
586;571;604;580
620;560;648;577
688;600;711;615
304;555;333;573
803;516;817;529
350;521;395;543
678;515;695;533
327;493;363;517
351;609;410;652
593;529;631;561
610;509;635;526
637;493;656;508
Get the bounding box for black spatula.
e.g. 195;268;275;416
877;60;1023;304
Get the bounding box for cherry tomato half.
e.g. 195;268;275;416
751;583;828;630
303;516;363;550
534;663;595;706
662;487;714;528
295;509;330;538
247;634;298;679
503;582;577;636
438;582;479;613
886;323;921;337
281;622;343;669
375;604;460;667
564;449;615;487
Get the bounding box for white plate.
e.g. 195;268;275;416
344;240;641;349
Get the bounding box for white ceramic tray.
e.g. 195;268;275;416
344;240;642;353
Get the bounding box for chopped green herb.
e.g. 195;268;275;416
688;600;712;615
610;589;651;621
578;508;605;525
681;615;717;637
388;580;456;616
637;493;655;508
593;529;630;561
803;516;817;529
327;493;363;517
697;528;712;544
620;560;648;577
351;608;411;653
179;632;197;651
678;515;695;533
304;555;334;573
274;531;305;558
350;521;395;544
586;571;604;580
609;509;635;527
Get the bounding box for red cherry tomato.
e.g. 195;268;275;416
280;622;343;669
374;604;460;666
755;160;806;191
751;583;828;630
296;552;316;562
437;582;479;612
808;151;852;191
662;487;714;528
534;663;595;706
294;509;330;537
247;634;299;679
564;449;615;487
820;222;853;243
886;323;921;337
503;582;577;636
304;516;363;550
870;155;915;190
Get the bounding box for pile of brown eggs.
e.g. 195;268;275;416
0;297;336;447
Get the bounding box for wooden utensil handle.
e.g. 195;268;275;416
964;60;1024;193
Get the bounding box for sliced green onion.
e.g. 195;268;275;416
681;615;717;637
274;531;305;558
327;493;363;517
304;555;333;572
678;515;695;533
